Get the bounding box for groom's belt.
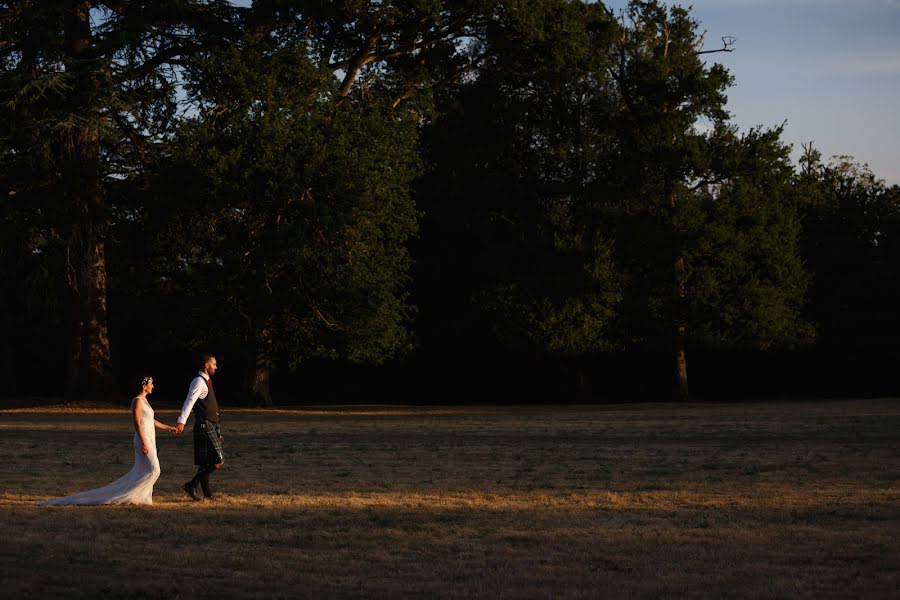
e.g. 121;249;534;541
193;411;220;425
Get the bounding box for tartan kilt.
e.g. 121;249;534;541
193;421;224;466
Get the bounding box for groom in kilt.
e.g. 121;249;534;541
176;354;224;501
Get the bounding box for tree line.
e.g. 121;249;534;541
2;1;899;405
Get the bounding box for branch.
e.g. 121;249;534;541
330;41;421;71
388;48;489;110
689;162;758;191
111;112;153;168
120;42;201;82
689;175;733;191
389;87;415;110
692;30;708;52
695;36;736;55
338;30;381;97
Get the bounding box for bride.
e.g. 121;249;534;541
38;375;177;506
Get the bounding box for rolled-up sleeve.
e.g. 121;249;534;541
177;377;207;425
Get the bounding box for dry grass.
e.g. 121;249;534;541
1;400;898;598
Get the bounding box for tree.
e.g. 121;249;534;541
416;0;625;396
684;127;813;352
0;1;240;398
600;1;811;399
794;148;900;389
151;38;420;405
418;0;811;399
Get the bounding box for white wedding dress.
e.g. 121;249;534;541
38;398;162;506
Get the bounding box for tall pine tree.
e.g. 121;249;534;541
0;1;240;398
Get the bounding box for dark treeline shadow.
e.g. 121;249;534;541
2;1;899;405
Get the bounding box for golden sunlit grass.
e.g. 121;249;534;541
1;400;898;598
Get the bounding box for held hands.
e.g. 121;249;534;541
174;422;185;436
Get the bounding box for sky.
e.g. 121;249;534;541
602;0;900;185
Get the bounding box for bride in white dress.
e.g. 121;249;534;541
39;376;177;506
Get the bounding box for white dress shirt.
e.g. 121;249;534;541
178;372;210;425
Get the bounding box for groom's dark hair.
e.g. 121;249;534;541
199;353;216;368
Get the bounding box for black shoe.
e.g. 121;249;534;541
182;481;201;501
203;494;218;502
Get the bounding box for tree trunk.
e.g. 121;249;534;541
62;1;114;400
672;255;689;401
244;359;272;407
668;179;690;401
575;358;587;400
243;329;273;406
0;309;15;397
65;290;84;401
66;237;115;400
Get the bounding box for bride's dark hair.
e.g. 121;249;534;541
140;375;153;387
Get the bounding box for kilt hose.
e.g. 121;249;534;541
194;420;224;466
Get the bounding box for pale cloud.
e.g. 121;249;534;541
844;51;900;75
860;58;900;74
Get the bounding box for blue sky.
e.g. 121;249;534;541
603;0;900;185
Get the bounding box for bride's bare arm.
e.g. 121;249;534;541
132;398;151;455
153;418;177;432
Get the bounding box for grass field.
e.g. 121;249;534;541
1;400;898;598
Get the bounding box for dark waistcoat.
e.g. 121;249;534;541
193;377;220;424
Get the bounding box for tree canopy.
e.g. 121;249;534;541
2;1;896;403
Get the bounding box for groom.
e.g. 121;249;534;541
176;354;224;501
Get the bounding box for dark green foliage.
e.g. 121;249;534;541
795;150;900;358
0;1;895;402
685;128;814;349
0;1;241;398
418;0;812;398
247;0;496;110
599;2;813;397
418;0;624;362
150;39;420;384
